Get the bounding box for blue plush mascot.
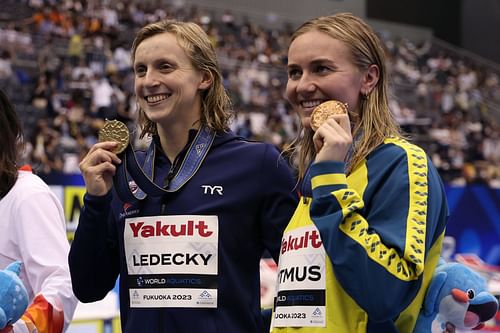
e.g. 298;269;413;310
0;261;29;329
414;259;498;332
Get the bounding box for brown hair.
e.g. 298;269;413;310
287;13;402;181
0;89;23;198
131;20;232;137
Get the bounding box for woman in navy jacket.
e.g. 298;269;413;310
69;20;297;333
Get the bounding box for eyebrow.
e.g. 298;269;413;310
134;57;177;67
287;58;336;69
310;58;336;66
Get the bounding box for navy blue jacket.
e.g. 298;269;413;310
69;131;298;332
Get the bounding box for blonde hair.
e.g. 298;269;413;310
287;13;403;181
131;20;232;137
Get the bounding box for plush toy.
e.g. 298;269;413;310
0;261;29;329
414;260;499;333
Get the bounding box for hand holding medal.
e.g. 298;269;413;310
311;100;352;163
78;119;126;196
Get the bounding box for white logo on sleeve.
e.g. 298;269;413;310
201;185;223;195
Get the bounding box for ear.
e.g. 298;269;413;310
198;70;213;91
361;64;379;96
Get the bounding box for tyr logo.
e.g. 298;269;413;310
201;185;223;195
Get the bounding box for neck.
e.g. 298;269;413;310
157;121;201;163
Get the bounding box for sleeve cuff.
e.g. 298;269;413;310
310;161;347;198
83;191;113;218
83;191;113;207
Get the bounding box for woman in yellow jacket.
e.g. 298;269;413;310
271;13;449;333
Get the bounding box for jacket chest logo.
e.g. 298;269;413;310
201;185;223;196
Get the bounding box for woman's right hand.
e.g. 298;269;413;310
313;114;352;163
79;141;122;196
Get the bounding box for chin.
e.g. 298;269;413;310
143;109;169;122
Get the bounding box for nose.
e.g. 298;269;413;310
296;73;316;95
142;69;161;88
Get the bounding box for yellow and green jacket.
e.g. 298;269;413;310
271;138;448;333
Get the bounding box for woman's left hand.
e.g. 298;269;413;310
313;114;352;163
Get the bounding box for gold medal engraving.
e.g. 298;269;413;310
310;100;348;131
98;119;130;154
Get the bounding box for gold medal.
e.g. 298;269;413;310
310;100;348;131
98;119;130;154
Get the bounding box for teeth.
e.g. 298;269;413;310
146;94;168;103
301;100;324;108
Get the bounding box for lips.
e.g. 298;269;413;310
145;93;170;103
300;99;326;109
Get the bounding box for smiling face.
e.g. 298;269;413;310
133;32;210;131
286;30;366;129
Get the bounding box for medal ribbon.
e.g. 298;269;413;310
114;126;215;203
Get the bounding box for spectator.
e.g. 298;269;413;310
0;89;77;333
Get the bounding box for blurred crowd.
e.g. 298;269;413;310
0;0;499;187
